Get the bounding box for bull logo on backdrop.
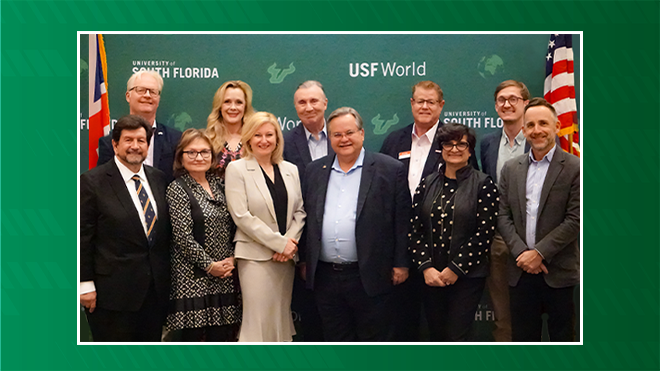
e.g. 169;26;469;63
371;113;399;135
267;62;296;84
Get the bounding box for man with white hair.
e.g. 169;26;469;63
97;70;181;181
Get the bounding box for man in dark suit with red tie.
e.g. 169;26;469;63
97;70;181;182
80;115;171;342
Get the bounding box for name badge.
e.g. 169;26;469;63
398;151;411;160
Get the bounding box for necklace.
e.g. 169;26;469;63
433;180;458;218
430;179;458;258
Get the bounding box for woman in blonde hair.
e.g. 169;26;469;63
225;112;305;342
206;80;255;178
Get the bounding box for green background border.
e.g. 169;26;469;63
2;1;658;370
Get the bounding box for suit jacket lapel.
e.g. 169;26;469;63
294;125;313;165
517;156;530;230
356;151;375;219
538;149;565;218
281;165;297;229
246;158;278;222
486;134;499;182
106;161;149;245
152;123;164;168
422;132;443;178
315;156;333;230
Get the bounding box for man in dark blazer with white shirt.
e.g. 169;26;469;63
97;70;181;182
498;98;580;342
80;115;171;342
303;107;411;342
284;80;334;181
283;80;334;341
379;80;477;341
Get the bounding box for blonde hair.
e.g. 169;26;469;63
241;112;284;164
206;80;255;153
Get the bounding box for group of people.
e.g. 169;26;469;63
80;71;580;343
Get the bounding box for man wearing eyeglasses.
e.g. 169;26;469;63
302;107;411;341
379;80;478;341
479;80;530;342
97;70;182;181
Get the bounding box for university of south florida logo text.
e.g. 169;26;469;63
268;62;296;83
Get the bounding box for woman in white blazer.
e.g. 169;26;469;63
225;111;306;342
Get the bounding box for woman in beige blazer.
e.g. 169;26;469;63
225;111;305;342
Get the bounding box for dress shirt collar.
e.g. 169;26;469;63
303;120;327;141
412;120;440;142
114;156;147;183
502;128;526;147
332;148;365;174
528;142;557;164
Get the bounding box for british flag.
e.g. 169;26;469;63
88;34;111;169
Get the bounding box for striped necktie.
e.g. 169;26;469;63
131;175;157;242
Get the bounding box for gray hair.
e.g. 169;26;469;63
297;80;325;92
327;107;364;132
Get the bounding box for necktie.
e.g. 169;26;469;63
132;175;157;242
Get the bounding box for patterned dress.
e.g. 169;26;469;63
166;172;241;330
217;142;242;180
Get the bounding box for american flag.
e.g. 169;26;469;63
88;34;111;169
544;34;580;157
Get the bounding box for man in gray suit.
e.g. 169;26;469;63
497;97;580;342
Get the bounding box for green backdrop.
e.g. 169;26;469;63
79;33;579;168
77;32;580;342
1;0;658;370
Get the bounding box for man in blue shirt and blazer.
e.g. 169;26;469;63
303;107;411;341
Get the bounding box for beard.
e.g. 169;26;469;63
120;150;147;165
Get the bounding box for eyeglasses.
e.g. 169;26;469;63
183;150;212;160
441;142;469;151
496;96;523;106
332;130;358;139
413;99;439;106
130;86;161;96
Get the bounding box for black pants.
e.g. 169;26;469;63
422;277;485;342
314;262;394;342
180;324;238;342
85;284;165;342
510;273;576;342
392;270;424;341
292;267;325;341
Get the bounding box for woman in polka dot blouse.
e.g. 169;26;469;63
410;123;498;341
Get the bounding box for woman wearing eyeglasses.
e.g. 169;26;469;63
225;112;305;342
166;128;241;341
206;80;256;179
410;123;498;342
